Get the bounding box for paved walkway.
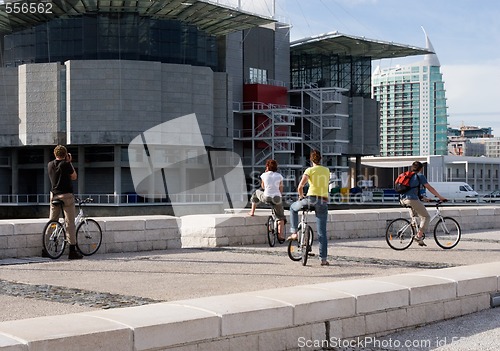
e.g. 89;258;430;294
0;229;499;350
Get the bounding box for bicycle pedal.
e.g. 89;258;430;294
307;252;315;257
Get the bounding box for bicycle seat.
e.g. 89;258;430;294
51;199;65;206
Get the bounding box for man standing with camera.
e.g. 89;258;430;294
47;145;82;259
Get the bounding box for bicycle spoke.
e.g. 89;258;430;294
386;218;414;250
76;219;102;256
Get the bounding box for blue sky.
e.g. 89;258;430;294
237;0;500;134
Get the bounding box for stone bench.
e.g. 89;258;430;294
1;206;500;259
0;261;498;350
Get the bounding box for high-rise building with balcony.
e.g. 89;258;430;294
372;31;448;156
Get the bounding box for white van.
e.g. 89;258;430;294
428;182;478;202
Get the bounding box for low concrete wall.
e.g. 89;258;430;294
1;206;500;259
0;262;498;351
0;216;181;259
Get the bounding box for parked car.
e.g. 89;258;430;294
482;190;500;203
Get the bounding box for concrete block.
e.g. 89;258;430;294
0;248;17;259
194;338;229;351
342;315;366;338
406;304;427;327
331;211;357;222
0;333;24;350
373;274;456;305
25;234;40;248
365;311;388;335
424;302;444;323
181;215;216;228
85;303;219;350
443;299;462;320
0;314;132;351
351;210;380;221
166;239;181;249
328;319;343;339
152;240;167;250
228;334;259;351
114;230;145;243
145;216;180;229
103;218;145;231
0;223;14;236
120;241;138;252
143;229;162;241
414;266;498;297
165;343;198;351
12;220;46;235
248;285;355;325
386;308;408;331
7;235;27;249
312;280;409;314
458;208;478;218
170;293;293;336
460;294;490;315
258;329;293;351
137;241;153;252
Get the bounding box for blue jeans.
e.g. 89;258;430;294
289;196;329;260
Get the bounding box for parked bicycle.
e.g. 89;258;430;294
386;200;461;250
287;206;315;266
42;197;103;259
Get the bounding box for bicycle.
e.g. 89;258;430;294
386;200;461;250
287;206;315;266
266;205;286;247
42;197;103;259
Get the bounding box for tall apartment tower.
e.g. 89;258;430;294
372;31;448;156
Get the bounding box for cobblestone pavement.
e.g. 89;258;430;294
0;229;499;350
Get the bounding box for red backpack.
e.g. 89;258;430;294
394;171;417;194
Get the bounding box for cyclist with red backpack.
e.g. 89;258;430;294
397;161;447;246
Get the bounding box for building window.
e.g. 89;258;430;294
249;68;267;84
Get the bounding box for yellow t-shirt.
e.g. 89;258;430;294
304;165;330;197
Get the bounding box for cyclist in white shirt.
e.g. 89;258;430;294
248;159;285;240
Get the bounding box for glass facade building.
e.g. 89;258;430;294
3;13;218;69
290;53;372;98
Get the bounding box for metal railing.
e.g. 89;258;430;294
0;193;233;205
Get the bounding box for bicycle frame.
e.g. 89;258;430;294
407;202;444;231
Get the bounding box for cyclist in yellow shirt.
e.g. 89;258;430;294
287;150;330;266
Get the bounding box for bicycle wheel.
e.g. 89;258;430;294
386;218;414;250
76;219;102;256
434;217;461;249
42;221;66;259
266;216;276;247
301;225;313;266
287;224;303;261
307;225;314;247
